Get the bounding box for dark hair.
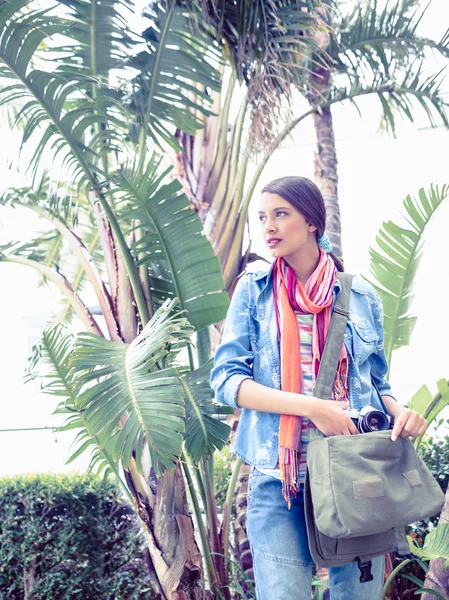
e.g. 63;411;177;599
261;176;344;272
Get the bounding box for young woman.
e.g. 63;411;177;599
210;176;427;600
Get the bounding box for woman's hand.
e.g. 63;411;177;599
308;398;359;436
388;404;428;441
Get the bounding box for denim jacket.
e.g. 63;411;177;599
210;264;396;469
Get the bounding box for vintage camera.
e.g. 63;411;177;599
345;406;393;433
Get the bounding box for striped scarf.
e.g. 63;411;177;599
273;251;349;505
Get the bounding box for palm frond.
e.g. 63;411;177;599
317;0;449;133
382;64;449;133
331;0;449;78
54;0;136;78
0;5;125;190
198;0;322;147
70;298;194;475
324;63;449;136
0;239;46;262
25;323;76;393
181;359;232;463
25;323;130;486
116;157;229;330
125;1;222;150
366;184;449;366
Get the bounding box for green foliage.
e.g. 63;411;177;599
117;158;229;330
0;474;153;600
182;360;232;464
411;381;449;449
366;184;449;367
213;446;231;512
410;523;449;566
327;0;449;134
418;422;449;495
71;299;192;475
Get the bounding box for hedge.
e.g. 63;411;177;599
0;473;154;599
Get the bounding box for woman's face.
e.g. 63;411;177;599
259;192;318;260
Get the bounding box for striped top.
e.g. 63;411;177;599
258;312;315;482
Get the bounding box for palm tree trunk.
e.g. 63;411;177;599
124;461;206;600
232;461;254;589
311;104;342;261
421;486;449;600
308;0;343;262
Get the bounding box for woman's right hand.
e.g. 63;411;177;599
307;398;359;436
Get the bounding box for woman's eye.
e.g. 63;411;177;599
276;211;287;217
259;215;266;222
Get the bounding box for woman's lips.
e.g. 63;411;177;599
267;238;281;247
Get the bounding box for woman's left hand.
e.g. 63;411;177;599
389;405;428;441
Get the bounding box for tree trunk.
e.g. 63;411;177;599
422;486;449;600
226;410;254;590
308;1;343;262
124;460;206;600
232;462;254;590
311;105;342;261
23;562;37;600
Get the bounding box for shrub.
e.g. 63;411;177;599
418;419;449;495
0;473;154;600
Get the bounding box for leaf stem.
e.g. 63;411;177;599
381;558;412;599
181;453;220;591
222;457;242;565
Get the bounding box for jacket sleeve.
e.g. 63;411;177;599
369;290;396;401
210;275;255;409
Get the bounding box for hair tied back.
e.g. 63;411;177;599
318;233;332;254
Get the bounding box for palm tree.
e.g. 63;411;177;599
173;0;449;282
306;0;449;259
0;1;241;597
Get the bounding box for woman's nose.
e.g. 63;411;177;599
264;217;274;230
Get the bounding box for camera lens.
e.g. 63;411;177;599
360;410;389;432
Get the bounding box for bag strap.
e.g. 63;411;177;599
313;272;353;401
309;272;353;441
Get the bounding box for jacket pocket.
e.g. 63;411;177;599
348;321;379;366
248;306;266;349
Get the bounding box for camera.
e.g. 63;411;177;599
345;406;393;433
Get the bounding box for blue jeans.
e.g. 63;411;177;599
246;468;384;600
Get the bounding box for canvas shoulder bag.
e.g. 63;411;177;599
304;273;445;578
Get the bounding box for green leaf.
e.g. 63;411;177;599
70;298;194;475
116;158;229;330
410;524;449;562
365;185;449;366
124;1;222;149
408;385;433;415
23;323;124;483
181;360;231;463
425;379;449;425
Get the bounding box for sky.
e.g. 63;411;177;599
0;0;448;476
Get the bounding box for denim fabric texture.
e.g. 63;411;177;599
247;468;385;600
210;263;395;470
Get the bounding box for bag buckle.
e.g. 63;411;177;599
333;306;350;317
356;557;374;583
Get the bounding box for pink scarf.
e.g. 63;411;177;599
273;251;349;504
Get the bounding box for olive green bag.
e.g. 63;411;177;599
304;273;445;579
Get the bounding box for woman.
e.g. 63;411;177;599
210;176;427;600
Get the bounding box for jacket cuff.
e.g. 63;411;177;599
223;374;252;409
